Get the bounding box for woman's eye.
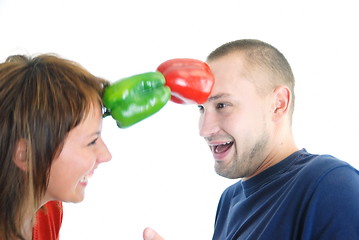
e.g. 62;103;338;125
198;105;204;113
88;138;98;146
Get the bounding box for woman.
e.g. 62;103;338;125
0;54;112;239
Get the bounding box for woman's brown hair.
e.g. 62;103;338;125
0;54;108;239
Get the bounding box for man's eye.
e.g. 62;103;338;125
216;103;226;109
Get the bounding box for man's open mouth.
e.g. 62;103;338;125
211;141;234;154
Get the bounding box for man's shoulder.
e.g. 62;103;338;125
299;152;356;177
295;151;359;195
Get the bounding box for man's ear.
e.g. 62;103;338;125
13;139;28;171
272;86;291;122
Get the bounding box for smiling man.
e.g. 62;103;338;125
200;39;298;181
143;39;359;240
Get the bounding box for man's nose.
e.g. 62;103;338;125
199;111;220;138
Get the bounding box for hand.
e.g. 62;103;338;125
157;58;215;104
143;227;164;240
103;72;171;128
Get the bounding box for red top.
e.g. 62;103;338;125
33;201;63;240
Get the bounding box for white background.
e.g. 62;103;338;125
1;0;358;239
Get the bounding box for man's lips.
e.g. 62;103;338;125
209;141;234;155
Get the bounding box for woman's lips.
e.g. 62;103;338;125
79;173;93;185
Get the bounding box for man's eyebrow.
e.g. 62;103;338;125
207;93;230;102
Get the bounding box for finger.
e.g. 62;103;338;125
143;227;165;240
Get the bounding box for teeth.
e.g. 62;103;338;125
209;141;231;147
212;142;231;147
79;177;87;183
79;175;92;183
213;141;233;154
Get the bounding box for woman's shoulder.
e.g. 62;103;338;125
33;201;63;240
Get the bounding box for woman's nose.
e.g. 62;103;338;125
97;138;112;163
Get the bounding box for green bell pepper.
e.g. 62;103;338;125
103;71;171;128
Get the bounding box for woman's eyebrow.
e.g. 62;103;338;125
87;131;101;138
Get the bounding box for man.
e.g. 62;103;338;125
144;39;359;239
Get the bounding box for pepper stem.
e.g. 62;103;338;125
102;109;111;118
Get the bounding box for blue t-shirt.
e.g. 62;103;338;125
213;149;359;240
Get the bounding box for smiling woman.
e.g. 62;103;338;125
45;103;109;203
0;54;112;240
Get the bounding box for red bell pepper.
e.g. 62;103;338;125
157;58;215;104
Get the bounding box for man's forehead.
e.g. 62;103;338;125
207;93;231;102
